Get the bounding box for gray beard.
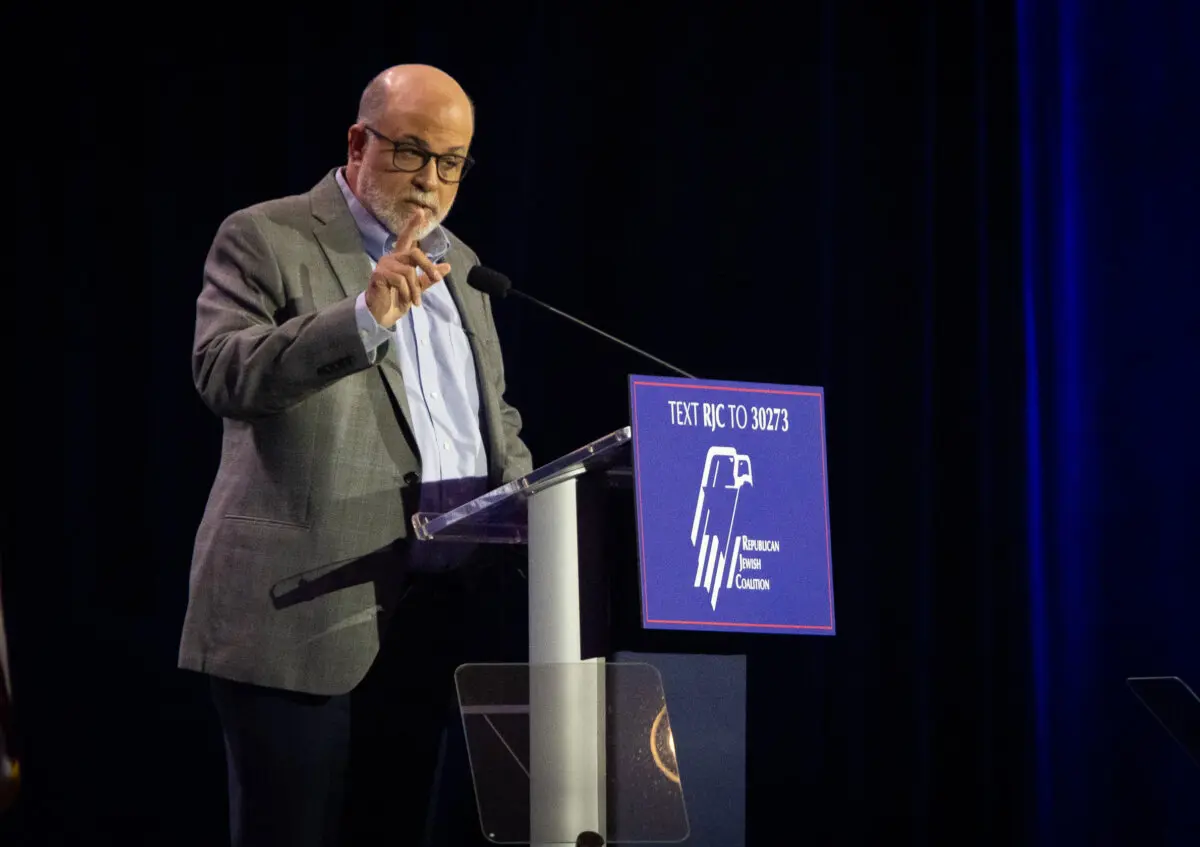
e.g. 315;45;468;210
357;168;447;242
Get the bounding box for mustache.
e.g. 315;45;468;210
402;194;439;214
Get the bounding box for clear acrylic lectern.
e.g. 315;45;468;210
412;427;689;844
413;426;633;667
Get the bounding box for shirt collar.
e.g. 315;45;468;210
335;167;450;264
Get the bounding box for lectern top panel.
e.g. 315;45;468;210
412;426;631;543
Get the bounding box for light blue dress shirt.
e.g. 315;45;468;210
336;169;487;485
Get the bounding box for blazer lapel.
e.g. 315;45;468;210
443;262;505;486
310;172;417;444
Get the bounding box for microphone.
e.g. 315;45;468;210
466;266;696;379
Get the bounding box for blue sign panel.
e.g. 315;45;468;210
629;376;836;635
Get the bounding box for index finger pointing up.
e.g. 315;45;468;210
394;207;426;252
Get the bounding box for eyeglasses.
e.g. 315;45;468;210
362;125;475;184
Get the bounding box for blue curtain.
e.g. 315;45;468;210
1019;1;1200;843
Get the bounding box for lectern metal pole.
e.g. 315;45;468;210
528;479;604;846
529;478;582;665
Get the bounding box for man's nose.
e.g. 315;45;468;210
411;158;439;191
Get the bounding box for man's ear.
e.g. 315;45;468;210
347;123;368;164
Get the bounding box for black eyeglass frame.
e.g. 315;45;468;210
362;124;475;184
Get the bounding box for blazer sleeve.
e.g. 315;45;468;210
192;209;374;420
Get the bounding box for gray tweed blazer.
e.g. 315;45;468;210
177;170;532;695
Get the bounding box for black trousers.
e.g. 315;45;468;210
210;562;526;847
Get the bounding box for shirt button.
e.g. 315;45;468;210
430;391;439;399
443;442;450;451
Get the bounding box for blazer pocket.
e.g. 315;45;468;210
219;411;319;528
222;513;310;530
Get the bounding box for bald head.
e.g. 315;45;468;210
346;65;475;241
357;64;474;137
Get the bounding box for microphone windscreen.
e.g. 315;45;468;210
466;265;513;298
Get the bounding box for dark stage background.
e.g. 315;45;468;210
3;1;1197;844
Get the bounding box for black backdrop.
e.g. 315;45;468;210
3;1;1196;845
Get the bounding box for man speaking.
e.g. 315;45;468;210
178;64;532;846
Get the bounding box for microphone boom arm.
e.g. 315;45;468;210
510;289;696;379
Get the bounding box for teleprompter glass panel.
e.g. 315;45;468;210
454;661;689;844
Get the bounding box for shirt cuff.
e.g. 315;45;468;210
355;290;393;363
